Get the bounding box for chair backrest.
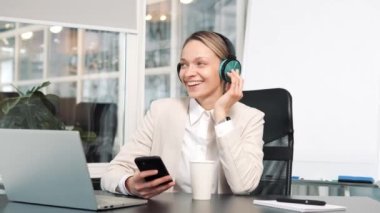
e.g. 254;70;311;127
240;88;294;195
0;92;19;100
74;102;118;162
56;97;76;126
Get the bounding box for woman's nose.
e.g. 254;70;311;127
184;65;196;76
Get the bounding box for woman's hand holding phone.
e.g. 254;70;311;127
125;170;174;199
126;156;175;199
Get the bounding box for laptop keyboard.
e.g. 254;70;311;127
95;194;146;209
96;195;127;206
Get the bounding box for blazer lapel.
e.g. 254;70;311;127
160;98;189;192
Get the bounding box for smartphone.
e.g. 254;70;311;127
134;156;172;183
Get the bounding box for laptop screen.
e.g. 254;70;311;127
0;129;97;210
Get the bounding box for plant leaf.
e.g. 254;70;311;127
0;96;21;114
0;81;65;130
11;84;24;96
26;86;36;96
35;81;51;92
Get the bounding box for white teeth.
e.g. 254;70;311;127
187;81;201;86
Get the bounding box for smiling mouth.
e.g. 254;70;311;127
186;81;202;87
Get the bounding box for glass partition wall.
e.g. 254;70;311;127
0;21;127;163
0;0;246;163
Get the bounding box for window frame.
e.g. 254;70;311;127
0;21;144;152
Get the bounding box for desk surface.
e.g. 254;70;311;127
1;192;380;213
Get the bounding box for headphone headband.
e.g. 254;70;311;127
214;32;236;58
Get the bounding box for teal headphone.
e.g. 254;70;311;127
177;32;241;83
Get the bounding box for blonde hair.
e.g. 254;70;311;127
182;31;231;60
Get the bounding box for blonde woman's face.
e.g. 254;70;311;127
179;40;223;104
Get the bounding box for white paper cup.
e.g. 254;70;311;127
190;161;215;200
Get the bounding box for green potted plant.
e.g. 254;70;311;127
0;81;65;130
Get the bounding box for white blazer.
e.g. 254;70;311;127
101;97;264;194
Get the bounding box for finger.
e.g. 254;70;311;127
139;180;175;199
229;71;243;99
230;70;239;94
231;71;238;93
233;72;243;98
138;170;158;179
235;71;242;94
147;175;173;188
138;188;155;199
228;71;237;91
136;175;173;193
142;181;175;199
239;78;244;93
132;171;155;186
141;191;159;199
234;70;243;93
134;183;160;197
224;82;231;92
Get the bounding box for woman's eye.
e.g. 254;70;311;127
197;62;206;67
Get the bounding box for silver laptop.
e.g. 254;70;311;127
0;129;147;211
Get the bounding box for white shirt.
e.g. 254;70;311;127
174;98;233;193
118;98;233;195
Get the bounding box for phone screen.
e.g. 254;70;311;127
134;156;171;182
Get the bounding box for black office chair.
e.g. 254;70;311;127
0;92;19;100
240;88;294;195
56;97;76;126
74;102;118;162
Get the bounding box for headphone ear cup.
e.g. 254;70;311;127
219;59;242;82
219;59;229;82
177;63;181;81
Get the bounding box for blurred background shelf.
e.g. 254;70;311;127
291;179;380;201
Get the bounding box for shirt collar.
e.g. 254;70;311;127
189;98;213;126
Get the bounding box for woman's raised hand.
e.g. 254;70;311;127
214;70;244;122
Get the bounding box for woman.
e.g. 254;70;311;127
101;31;264;199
